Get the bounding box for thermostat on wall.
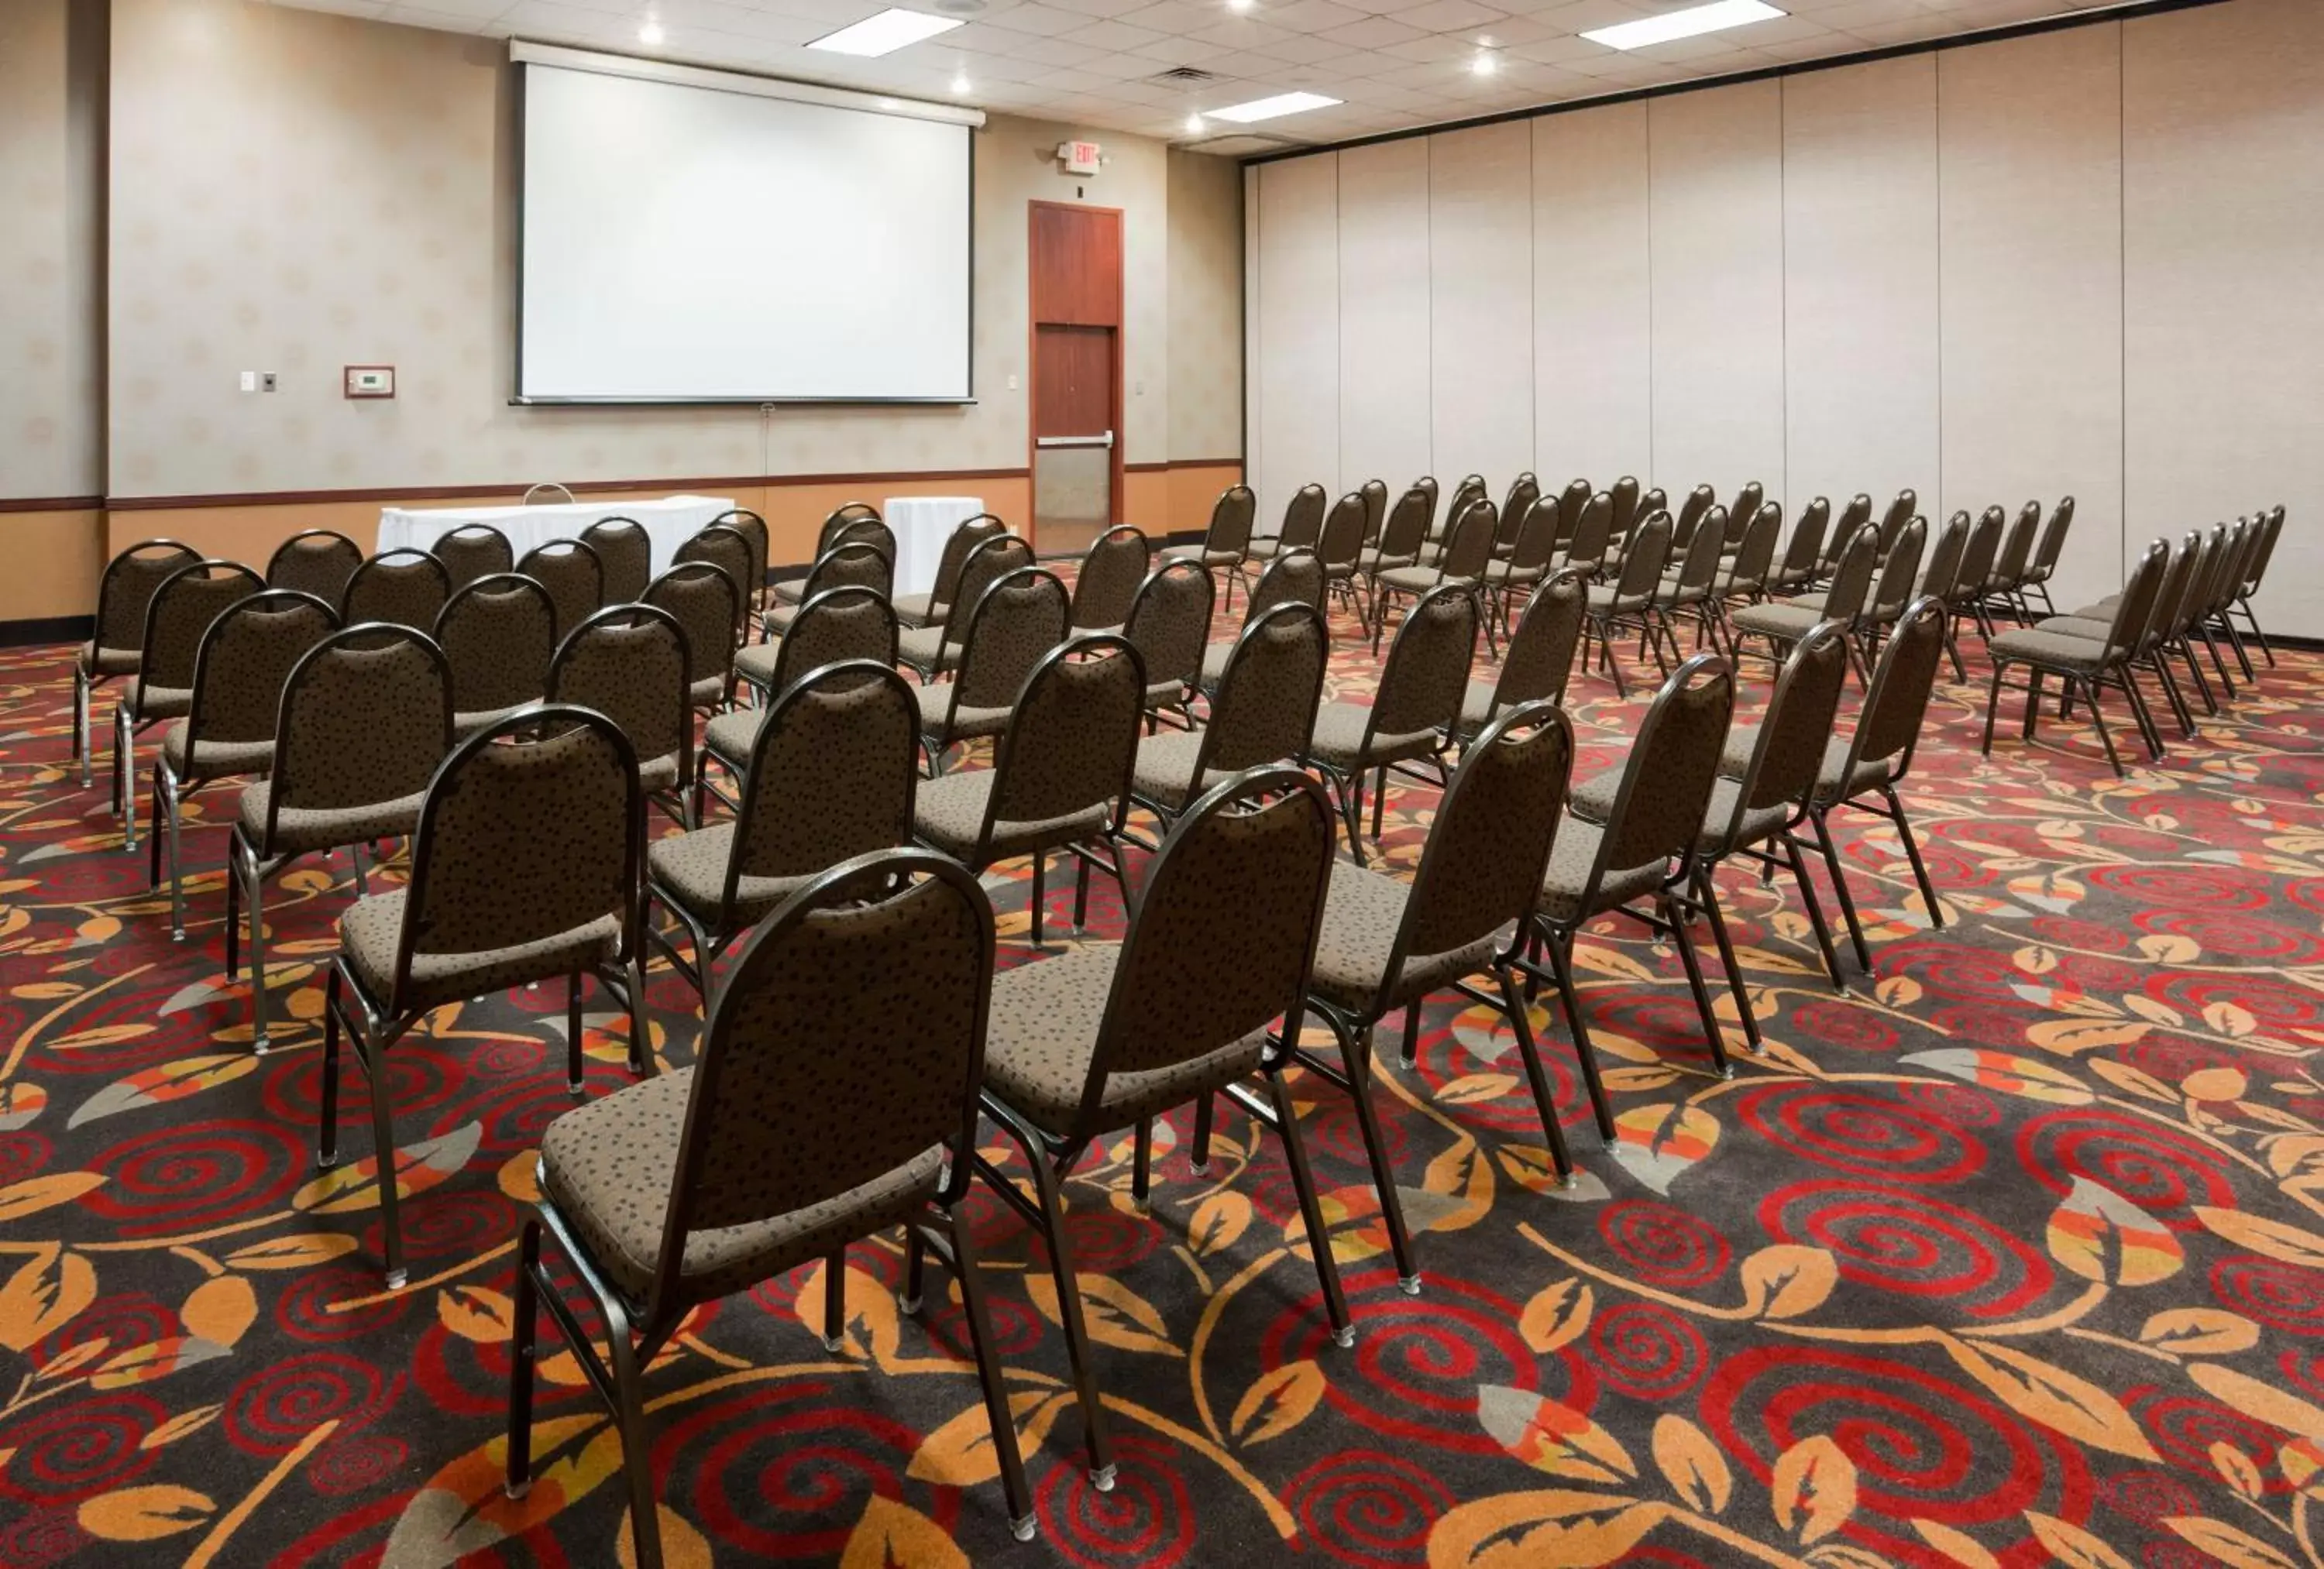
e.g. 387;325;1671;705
344;365;395;399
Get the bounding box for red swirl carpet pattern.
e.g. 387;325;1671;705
2;613;2322;1568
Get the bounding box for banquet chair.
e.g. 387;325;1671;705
343;548;450;631
754;538;890;652
1162;485;1257;612
916;567;1071;774
1973;502;2040;627
435;573;555;740
1765;499;1829;594
1652;504;1730;661
1943;506;2005;654
1198;548;1324;699
1289;701;1574;1287
1518;654;1735;1140
1122;558;1214;727
151;589;338;939
551;603;696;829
644;562;741;717
1310;582;1477;864
581;517;652;604
1355;486;1432;624
1917;509;1979;678
2229;504;2285;666
1671;486;1717;551
1559;492;1616;579
1372;499;1496;655
523;482;575;506
266;530;364;605
1357;479;1390;553
915;635;1143;946
1492;473;1542;560
75;537;198;789
511;851;1035;1567
1240;482;1327;580
1576;509;1672;697
1873;490;1919;557
517;539;605;646
1600;485;1669;578
1709;503;1784;641
1852;516;1929;675
2041;533;2203;740
1070;524;1150;632
1607;476;1642;551
1411;474;1441;534
1814;494;1875;585
768;510;890;612
1315;491;1369;617
2181;518;2255;693
899;533;1035;681
323;706;648;1287
1481;498;1561;640
228;623;452;1052
975;767;1352;1491
707;508;769;612
649;662;919;1004
1732;523;1877;678
1131;603;1327;839
1456;568;1586;747
1724;483;1765;551
432;524;514;592
1548;479;1593;554
2016;496;2076;616
704;588;899;812
892;513;1006;629
1426;475;1488;556
113;558;262;844
673;524;755;649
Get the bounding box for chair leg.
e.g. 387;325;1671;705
1543;929;1616;1142
624;953;651;1076
1980;664;2006;756
2082;677;2125;777
821;1248;846;1351
1190;1093;1215;1175
1397;1000;1421;1069
2119;670;2165;762
506;1217;542;1499
566;969;586;1094
1497;963;1573;1182
74;668;92;789
2179;640;2219;715
366;1038;407;1289
1130;1118;1152;1212
1882;788;1942;928
1072;852;1092;932
1663;888;1731;1079
1781;833;1848;995
2239;596;2274;668
114;707;132;838
2021;668;2044;743
1808;808;1872;971
160;767;187;942
1028;852;1046;947
1019;1139;1116;1487
246;850;273;1054
318;970;345;1168
942;1207;1039;1538
2150;655;2195;737
1369;767;1387;846
1263;1063;1355;1345
1693;865;1760;1053
601;1299;666;1569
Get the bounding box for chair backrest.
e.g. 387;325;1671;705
1554;479;1593;548
1317;493;1368;571
954;567;1071;712
982;636;1145;845
1951;508;2003;605
1724;622;1851;833
1776;498;1830;584
1865;516;1927;621
1608;476;1642;543
815;502;882;557
1438;500;1498;583
1371;583;1478;739
1401;702;1574;963
342;549;450;631
1277;484;1328;550
1414;475;1440;527
1917;510;1970;606
1072;525;1151;630
1247;548;1327;620
266;624;453;838
1673;486;1717;551
2028;497;2075;580
709;509;769;603
433;572;555;719
2203;519;2251;619
799;540;895;606
580;517;652;603
1727;482;1765;545
1831;596;1949;791
656;852;992;1297
1592;654;1734;881
266;530;364;603
517;539;605;646
2143;534;2204;650
1359;479;1389;547
1667;506;1727;596
2181;525;2227;635
1085;769;1336;1090
549;603;692;780
1722;503;1783;597
1609;510;1674;605
1563;493;1615;575
765;586;899;699
432;525;514;592
730;663;920;901
1986;503;2038;594
1445;475;1487;530
643;561;741;692
674;525;755;644
523;482;574;506
1824;494;1874;571
182;589;339;757
1875;489;1919;555
1488;568;1587;719
1497;475;1541;553
395;708;640;982
1205;486;1257;556
1815;524;1882;622
1201;603;1328;776
926;513;1007;612
93;540;201;657
939;533;1037;667
1124;560;1214;698
2242;505;2284;595
1378;487;1432;561
139;560;265;696
1503;496;1562;575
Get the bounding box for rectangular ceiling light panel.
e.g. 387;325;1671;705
1582;0;1784;51
807;9;962;57
1209;91;1342;122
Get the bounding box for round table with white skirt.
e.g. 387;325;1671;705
883;496;986;599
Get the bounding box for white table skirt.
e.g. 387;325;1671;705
377;495;737;580
883;496;985;599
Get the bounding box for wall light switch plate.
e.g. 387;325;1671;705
239;371;256;393
344;365;395;399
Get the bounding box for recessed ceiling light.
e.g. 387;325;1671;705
1184;111;1205;133
1582;0;1783;51
638;16;664;43
1226;0;1254;12
806;7;963;57
1470;50;1495;75
1209;90;1339;122
951;70;971;92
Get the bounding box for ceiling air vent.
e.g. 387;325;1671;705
1147;66;1219;88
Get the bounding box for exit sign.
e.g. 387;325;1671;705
1057;139;1102;176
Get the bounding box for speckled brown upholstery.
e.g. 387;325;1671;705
892;513;1005;627
551;605;692;820
901;534;1035;680
1161;485;1256;575
1139;604;1327;816
1242;483;1326;569
761;541;892;641
722;587;898;750
1122;560;1214;713
581;518;651;604
674;526;755;647
644;562;741;712
266;531;363;604
917;568;1069;764
342;550;450;631
1459;569;1585;743
431;526;514;593
518;541;605;646
1071;527;1151;631
435;574;555;740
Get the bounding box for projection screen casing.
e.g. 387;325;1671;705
517;56;975;403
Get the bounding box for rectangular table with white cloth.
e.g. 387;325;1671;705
376;495;737;579
882;496;985;599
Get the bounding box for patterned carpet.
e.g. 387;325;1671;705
2;599;2322;1569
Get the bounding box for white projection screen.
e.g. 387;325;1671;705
516;50;976;402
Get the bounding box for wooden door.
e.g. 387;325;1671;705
1028;201;1122;554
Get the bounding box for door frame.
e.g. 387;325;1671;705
1026;199;1125;554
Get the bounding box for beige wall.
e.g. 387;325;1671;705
1246;0;2324;636
1167;149;1244;462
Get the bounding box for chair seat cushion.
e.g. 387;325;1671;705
892;591;941;627
1989;629;2110;671
915;681;1010;743
80;643;139;678
770;578;806;606
119;679;191;722
1375;565;1442;595
1817;736;1893;802
1483;560;1540;588
1132;730;1222;812
640;753;681;795
735;642;781;689
1537;815;1668;925
162;723;273;782
985;945;1267;1139
340;889;620;1015
1308;702;1442;772
1243;537;1287;561
2036;616;2112;641
703;709;760;769
1160;547;1238;571
1357;548;1418;574
541;1065;944;1304
913;771;1109;863
238;780;425;857
1731;603;1823;642
1309;860;1501;1015
647;822;813;927
1198;641;1231;692
896;623;960;675
454;703;535;741
1697;775;1792;855
1455;679;1501;740
688;674;727;707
